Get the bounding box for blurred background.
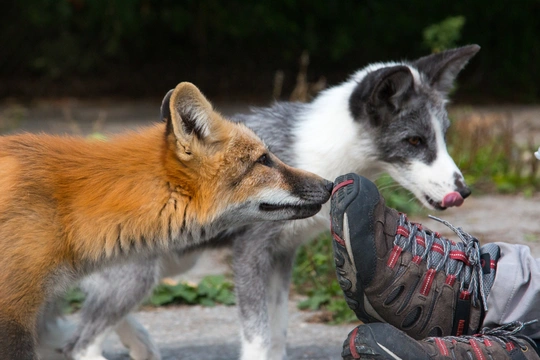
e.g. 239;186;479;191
0;0;539;101
4;2;540;357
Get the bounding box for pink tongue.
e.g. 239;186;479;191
442;192;464;208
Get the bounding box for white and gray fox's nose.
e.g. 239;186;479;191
454;173;471;199
458;186;471;199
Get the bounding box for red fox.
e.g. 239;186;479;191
0;82;332;359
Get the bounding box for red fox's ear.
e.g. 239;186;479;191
163;82;214;146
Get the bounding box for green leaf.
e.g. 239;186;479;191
298;293;331;310
149;292;174;306
170;284;198;303
215;290;236;305
423;16;466;52
327;298;358;324
199;298;216;307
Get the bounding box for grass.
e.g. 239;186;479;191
292;233;358;324
448;110;540;194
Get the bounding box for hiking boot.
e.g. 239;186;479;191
342;321;539;360
330;173;500;339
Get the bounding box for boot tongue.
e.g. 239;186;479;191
479;243;500;301
442;192;464;208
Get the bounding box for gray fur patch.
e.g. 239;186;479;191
231;220;293;343
412;44;480;93
63;257;161;355
232;102;308;166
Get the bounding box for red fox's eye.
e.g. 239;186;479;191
407;137;422;146
257;154;271;167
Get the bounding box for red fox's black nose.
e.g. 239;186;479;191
325;180;334;193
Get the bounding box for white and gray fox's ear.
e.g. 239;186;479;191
370;66;414;110
162;82;214;146
534;146;540;160
349;65;414;123
357;65;414;115
413;44;480;94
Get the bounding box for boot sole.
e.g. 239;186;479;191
330;173;382;324
342;323;429;360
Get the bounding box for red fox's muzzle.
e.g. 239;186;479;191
255;153;333;220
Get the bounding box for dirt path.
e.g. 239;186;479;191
39;301;354;360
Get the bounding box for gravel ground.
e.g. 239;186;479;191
95;303;349;360
39;300;355;360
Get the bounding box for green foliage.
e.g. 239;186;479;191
326;298;359;324
447;114;540;194
147;275;235;307
423;16;465;53
375;175;427;216
293;233;357;324
293;233;335;295
62;275;235;313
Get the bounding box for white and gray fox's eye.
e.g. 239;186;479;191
256;153;271;167
406;136;423;146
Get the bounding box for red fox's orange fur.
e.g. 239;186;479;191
0;82;331;359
